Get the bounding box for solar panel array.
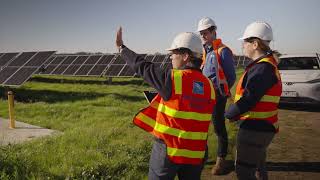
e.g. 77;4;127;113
0;51;56;86
40;53;171;77
0;50;253;86
0;50;174;86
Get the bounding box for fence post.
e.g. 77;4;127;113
8;91;15;129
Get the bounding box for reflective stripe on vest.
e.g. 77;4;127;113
133;69;216;164
235;56;282;132
202;39;231;96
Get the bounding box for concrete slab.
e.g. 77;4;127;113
0;117;59;146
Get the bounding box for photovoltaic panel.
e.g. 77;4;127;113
51;56;77;74
0;51;56;86
24;51;56;66
145;55;155;62
8;52;37;66
152;54;166;63
118;65;135;77
42;56;56;66
0;67;19;84
75;65;94;76
60;56;78;65
63;56;89;75
83;55;102;64
75;55;102;76
63;65;82;75
51;56;67;65
40;56;66;74
111;54;126;64
85;55;113;76
0;53;19;67
3;67;38;86
51;65;69;75
104;65;124;77
71;56;89;64
161;55;172;70
96;55;114;65
41;65;57;74
87;65;107;76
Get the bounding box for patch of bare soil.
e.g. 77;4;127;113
202;105;320;179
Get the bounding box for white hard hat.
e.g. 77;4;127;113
239;21;273;41
197;17;217;32
166;32;202;58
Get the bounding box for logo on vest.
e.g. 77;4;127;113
193;81;204;95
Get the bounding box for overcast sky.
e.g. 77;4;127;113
0;0;319;55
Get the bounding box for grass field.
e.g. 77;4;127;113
0;69;244;179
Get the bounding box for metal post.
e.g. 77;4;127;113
8;91;15;129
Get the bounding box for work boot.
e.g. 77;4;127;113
211;157;226;175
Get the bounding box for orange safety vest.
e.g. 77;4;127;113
202;39;231;97
235;56;282;132
133;69;216;165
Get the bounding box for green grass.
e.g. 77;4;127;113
0;69;244;179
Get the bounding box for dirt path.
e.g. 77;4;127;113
201;106;320;179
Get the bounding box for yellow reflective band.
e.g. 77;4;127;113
236;94;279;103
173;70;182;94
207;78;215;99
151;102;211;121
137;113;208;140
167;147;205;158
235;94;241;101
241;110;278;119
260;95;280;103
136;113;156;128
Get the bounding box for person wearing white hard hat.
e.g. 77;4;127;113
116;27;216;179
225;21;282;180
197;17;236;175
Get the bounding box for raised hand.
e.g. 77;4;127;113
116;26;123;50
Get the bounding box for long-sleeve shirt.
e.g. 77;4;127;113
120;46;202;101
202;45;236;89
225;55;278;132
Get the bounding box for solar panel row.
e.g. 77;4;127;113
0;51;172;86
0;51;55;86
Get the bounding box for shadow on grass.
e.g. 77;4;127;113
267;161;320;172
29;76;147;86
279;103;320;112
0;88;145;103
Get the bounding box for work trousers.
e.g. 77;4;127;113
212;93;228;158
235;128;275;180
148;138;206;180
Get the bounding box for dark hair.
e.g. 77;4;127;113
245;37;280;63
175;48;203;68
208;26;217;32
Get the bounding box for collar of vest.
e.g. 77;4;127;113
211;39;222;50
246;53;274;69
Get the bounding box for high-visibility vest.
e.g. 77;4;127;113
202;39;232;97
235;56;282;132
133;69;216;165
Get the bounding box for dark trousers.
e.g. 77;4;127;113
148;139;206;180
212;93;228;158
235;128;275;180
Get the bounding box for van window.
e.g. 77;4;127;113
278;57;320;70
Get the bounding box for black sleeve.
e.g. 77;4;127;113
225;62;278;119
120;47;172;100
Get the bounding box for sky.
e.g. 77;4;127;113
0;0;319;55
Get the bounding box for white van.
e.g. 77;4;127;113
278;53;320;105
